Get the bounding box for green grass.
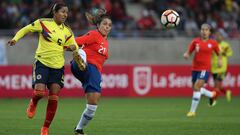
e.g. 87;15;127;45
0;97;239;135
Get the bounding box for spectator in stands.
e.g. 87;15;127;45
1;0;240;38
137;9;156;30
184;16;198;36
110;0;128;30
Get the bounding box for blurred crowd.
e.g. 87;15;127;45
0;0;240;38
141;0;240;38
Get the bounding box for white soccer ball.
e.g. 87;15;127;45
161;9;180;28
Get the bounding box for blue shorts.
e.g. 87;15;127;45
70;60;102;93
32;60;64;89
192;70;210;84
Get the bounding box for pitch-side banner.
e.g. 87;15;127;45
0;65;239;98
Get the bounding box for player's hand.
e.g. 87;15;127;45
7;40;16;46
183;52;189;59
64;45;77;51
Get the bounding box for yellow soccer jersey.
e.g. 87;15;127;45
12;18;77;69
211;41;233;73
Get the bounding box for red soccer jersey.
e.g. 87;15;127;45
188;38;220;71
75;30;108;72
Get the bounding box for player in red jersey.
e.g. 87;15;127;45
183;24;222;117
70;8;112;135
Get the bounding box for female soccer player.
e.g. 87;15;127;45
70;9;112;135
7;3;78;135
210;30;233;105
183;24;222;117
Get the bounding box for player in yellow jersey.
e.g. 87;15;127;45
7;3;79;135
209;30;233;106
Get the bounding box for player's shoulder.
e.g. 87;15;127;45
208;39;218;44
192;37;201;42
88;30;99;35
63;24;73;34
39;18;54;22
221;41;230;46
82;30;100;38
191;37;200;44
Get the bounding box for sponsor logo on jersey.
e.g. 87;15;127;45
36;74;42;80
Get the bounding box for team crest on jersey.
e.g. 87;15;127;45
133;66;151;95
208;43;212;48
36;74;42;80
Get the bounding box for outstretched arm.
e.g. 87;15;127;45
7;19;42;46
183;50;191;60
183;40;195;60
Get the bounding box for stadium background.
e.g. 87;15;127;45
0;0;240;135
0;0;239;97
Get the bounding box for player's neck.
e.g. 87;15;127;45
53;18;62;26
201;37;209;42
97;29;108;39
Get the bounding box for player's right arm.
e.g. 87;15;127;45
183;39;195;59
75;31;96;48
7;19;42;46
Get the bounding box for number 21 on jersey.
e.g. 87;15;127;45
98;45;106;55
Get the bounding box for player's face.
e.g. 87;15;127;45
215;32;223;42
200;26;210;40
54;6;68;24
98;18;112;37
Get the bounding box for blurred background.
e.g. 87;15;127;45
0;0;239;98
1;0;240;65
0;1;240;135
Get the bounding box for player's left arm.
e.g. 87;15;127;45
224;43;233;57
64;29;79;52
64;36;78;52
63;30;81;65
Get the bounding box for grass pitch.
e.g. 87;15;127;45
0;97;239;135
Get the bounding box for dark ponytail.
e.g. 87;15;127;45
44;2;67;18
85;8;110;26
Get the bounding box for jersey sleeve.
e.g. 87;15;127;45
188;39;196;54
225;43;233;57
75;31;96;47
64;28;79;50
12;19;42;42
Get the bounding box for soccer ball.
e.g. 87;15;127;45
161;9;180;28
